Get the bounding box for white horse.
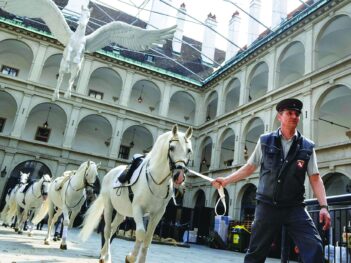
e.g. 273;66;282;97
53;5;91;99
10;174;51;235
41;160;98;249
0;172;30;225
80;125;193;263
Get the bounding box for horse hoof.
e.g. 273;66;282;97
125;255;135;263
99;259;104;263
60;244;67;250
44;240;50;245
17;230;23;235
28;232;32;237
14;227;19;232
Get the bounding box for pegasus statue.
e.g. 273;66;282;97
0;0;176;99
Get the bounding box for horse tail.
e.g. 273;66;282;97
32;198;49;225
79;193;104;241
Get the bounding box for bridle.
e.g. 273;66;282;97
65;161;96;209
145;136;188;199
32;177;51;199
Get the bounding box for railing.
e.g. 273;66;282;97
281;194;351;262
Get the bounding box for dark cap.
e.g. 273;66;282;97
276;98;303;113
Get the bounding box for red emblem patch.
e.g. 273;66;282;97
296;160;305;168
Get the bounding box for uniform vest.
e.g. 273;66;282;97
256;129;314;207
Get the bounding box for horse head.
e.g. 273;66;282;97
167;124;193;186
19;171;30;185
40;174;52;201
79;160;98;196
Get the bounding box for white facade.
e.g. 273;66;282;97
0;0;350;224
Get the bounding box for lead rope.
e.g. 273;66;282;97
187;169;226;216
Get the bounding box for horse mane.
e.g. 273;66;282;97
42;174;51;182
147;131;173;165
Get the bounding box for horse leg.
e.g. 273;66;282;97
53;72;64;100
60;207;70;250
100;200;113;263
68;209;79;228
17;208;29;235
139;212;164;263
111;213;124;238
27;210;34;236
64;65;79;98
44;202;57;245
126;206;145;263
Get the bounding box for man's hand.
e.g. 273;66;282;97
211;177;226;189
320;208;331;231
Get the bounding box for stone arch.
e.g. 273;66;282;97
277;41;305;87
0;90;17;135
314;85;351;146
205;91;218;122
247;62;268;102
72;114;113;156
87;67;123;104
224;78;240;113
168;91;196;123
219;128;235;168
315;15;351;69
129;79;161;114
0;39;34;80
119;125;153;160
22;102;67;146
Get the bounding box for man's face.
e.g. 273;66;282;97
277;109;301;129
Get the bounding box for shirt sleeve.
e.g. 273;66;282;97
247;138;262;167
307;148;319;176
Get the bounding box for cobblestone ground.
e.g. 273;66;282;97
0;225;284;263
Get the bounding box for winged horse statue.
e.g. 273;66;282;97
0;0;176;99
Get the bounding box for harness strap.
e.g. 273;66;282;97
187;169;226;216
145;160;170;199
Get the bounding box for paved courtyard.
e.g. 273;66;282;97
0;225;284;263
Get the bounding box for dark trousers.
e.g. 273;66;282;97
244;202;323;263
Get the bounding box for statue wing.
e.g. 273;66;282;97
85;21;176;53
0;0;72;45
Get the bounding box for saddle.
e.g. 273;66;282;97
118;154;144;184
55;171;75;191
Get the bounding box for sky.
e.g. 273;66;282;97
94;0;308;50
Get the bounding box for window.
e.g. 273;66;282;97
1;65;19;77
118;145;130;160
35;127;51;142
145;54;155;63
89;89;104;100
0;117;6;132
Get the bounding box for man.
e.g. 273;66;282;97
212;98;331;262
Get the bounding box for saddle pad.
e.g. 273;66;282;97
112;162;144;189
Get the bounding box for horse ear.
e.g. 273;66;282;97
172;124;178;137
185;127;193;140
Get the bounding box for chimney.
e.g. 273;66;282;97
226;11;241;61
147;0;171;30
173;3;186;54
271;0;287;28
247;0;261;46
63;0;90;16
202;13;217;65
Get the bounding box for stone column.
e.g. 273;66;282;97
76;58;93;95
62;106;80;148
159;83;171;117
11;94;32;138
119;71;135;107
28;44;48;82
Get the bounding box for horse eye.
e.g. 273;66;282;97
169;145;175;151
187;149;191;154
